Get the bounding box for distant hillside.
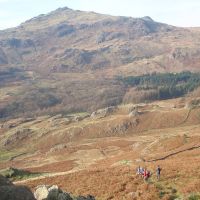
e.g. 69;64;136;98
0;7;200;119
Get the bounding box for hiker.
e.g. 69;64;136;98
136;166;141;175
143;169;151;181
136;166;144;176
143;168;150;181
140;167;144;175
147;170;151;178
156;165;162;180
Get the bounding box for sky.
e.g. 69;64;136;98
1;0;200;30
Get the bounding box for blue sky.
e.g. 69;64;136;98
1;0;200;30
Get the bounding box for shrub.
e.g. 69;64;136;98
188;193;200;200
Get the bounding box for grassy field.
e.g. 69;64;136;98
0;150;20;162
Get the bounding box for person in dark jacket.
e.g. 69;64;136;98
156;165;162;180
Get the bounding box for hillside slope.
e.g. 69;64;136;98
0;98;200;199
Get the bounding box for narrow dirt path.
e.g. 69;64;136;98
14;167;84;185
178;108;193;125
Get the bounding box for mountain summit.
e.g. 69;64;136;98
0;7;200;118
0;7;198;73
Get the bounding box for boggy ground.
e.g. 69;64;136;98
0;98;200;199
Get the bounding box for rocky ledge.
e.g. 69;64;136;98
0;175;95;200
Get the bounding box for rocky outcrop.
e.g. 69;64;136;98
76;196;95;200
0;175;13;186
3;128;33;146
1;118;35;129
105;119;139;136
171;47;200;62
129;109;140;117
49;144;68;153
0;176;95;200
185;98;200;109
34;185;95;200
34;185;60;200
54;23;75;37
90;106;117;119
0;48;8;64
0;175;36;200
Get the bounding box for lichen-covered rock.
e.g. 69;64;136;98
34;184;95;200
34;185;62;200
34;185;49;200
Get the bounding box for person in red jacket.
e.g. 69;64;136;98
143;168;151;181
143;168;148;180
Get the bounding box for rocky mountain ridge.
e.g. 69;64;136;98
0;7;200;118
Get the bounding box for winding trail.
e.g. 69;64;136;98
178;108;193;125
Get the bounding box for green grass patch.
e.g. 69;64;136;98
66;112;90;117
120;160;132;166
154;182;179;199
159;191;166;198
0;150;20;161
188;193;200;200
0;167;44;181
